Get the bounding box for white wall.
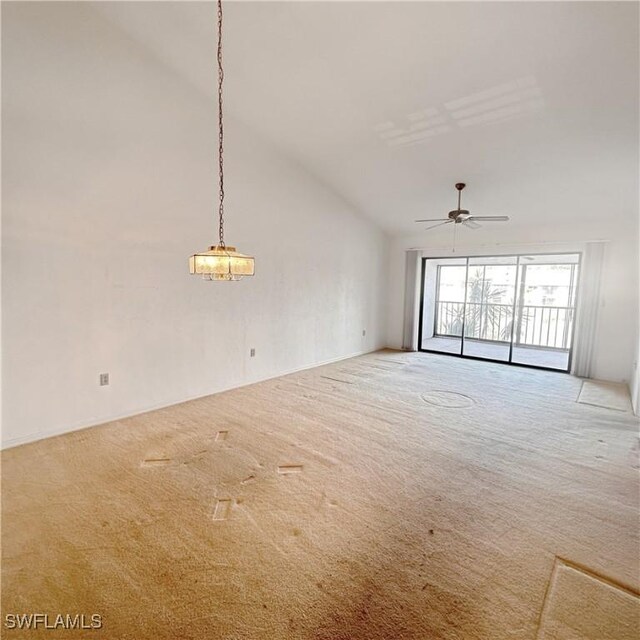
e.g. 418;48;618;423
387;221;639;385
1;3;389;448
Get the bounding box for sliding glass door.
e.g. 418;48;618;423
462;256;517;362
510;254;579;370
420;257;467;355
419;253;581;371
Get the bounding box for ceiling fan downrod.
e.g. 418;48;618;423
455;182;465;211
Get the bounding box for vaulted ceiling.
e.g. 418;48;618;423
98;1;638;235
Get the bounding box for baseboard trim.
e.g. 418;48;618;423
1;346;385;450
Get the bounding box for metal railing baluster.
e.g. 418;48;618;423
434;300;576;350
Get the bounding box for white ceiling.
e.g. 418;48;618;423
98;1;639;235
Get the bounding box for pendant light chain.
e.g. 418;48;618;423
217;0;226;248
188;0;255;280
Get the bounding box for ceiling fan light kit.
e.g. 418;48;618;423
189;0;255;281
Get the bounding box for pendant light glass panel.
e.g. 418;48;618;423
189;246;255;281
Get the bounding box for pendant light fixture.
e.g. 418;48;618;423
189;0;255;281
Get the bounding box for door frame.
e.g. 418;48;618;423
417;251;583;373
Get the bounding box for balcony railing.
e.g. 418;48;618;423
434;301;574;350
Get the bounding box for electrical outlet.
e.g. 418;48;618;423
99;373;109;386
250;348;256;358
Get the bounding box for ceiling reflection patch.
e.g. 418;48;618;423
373;75;544;148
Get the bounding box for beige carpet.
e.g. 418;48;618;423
2;350;639;639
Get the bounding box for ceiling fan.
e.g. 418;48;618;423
415;183;509;230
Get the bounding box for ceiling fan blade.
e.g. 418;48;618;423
468;215;509;221
462;219;482;229
422;220;453;231
415;218;450;223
